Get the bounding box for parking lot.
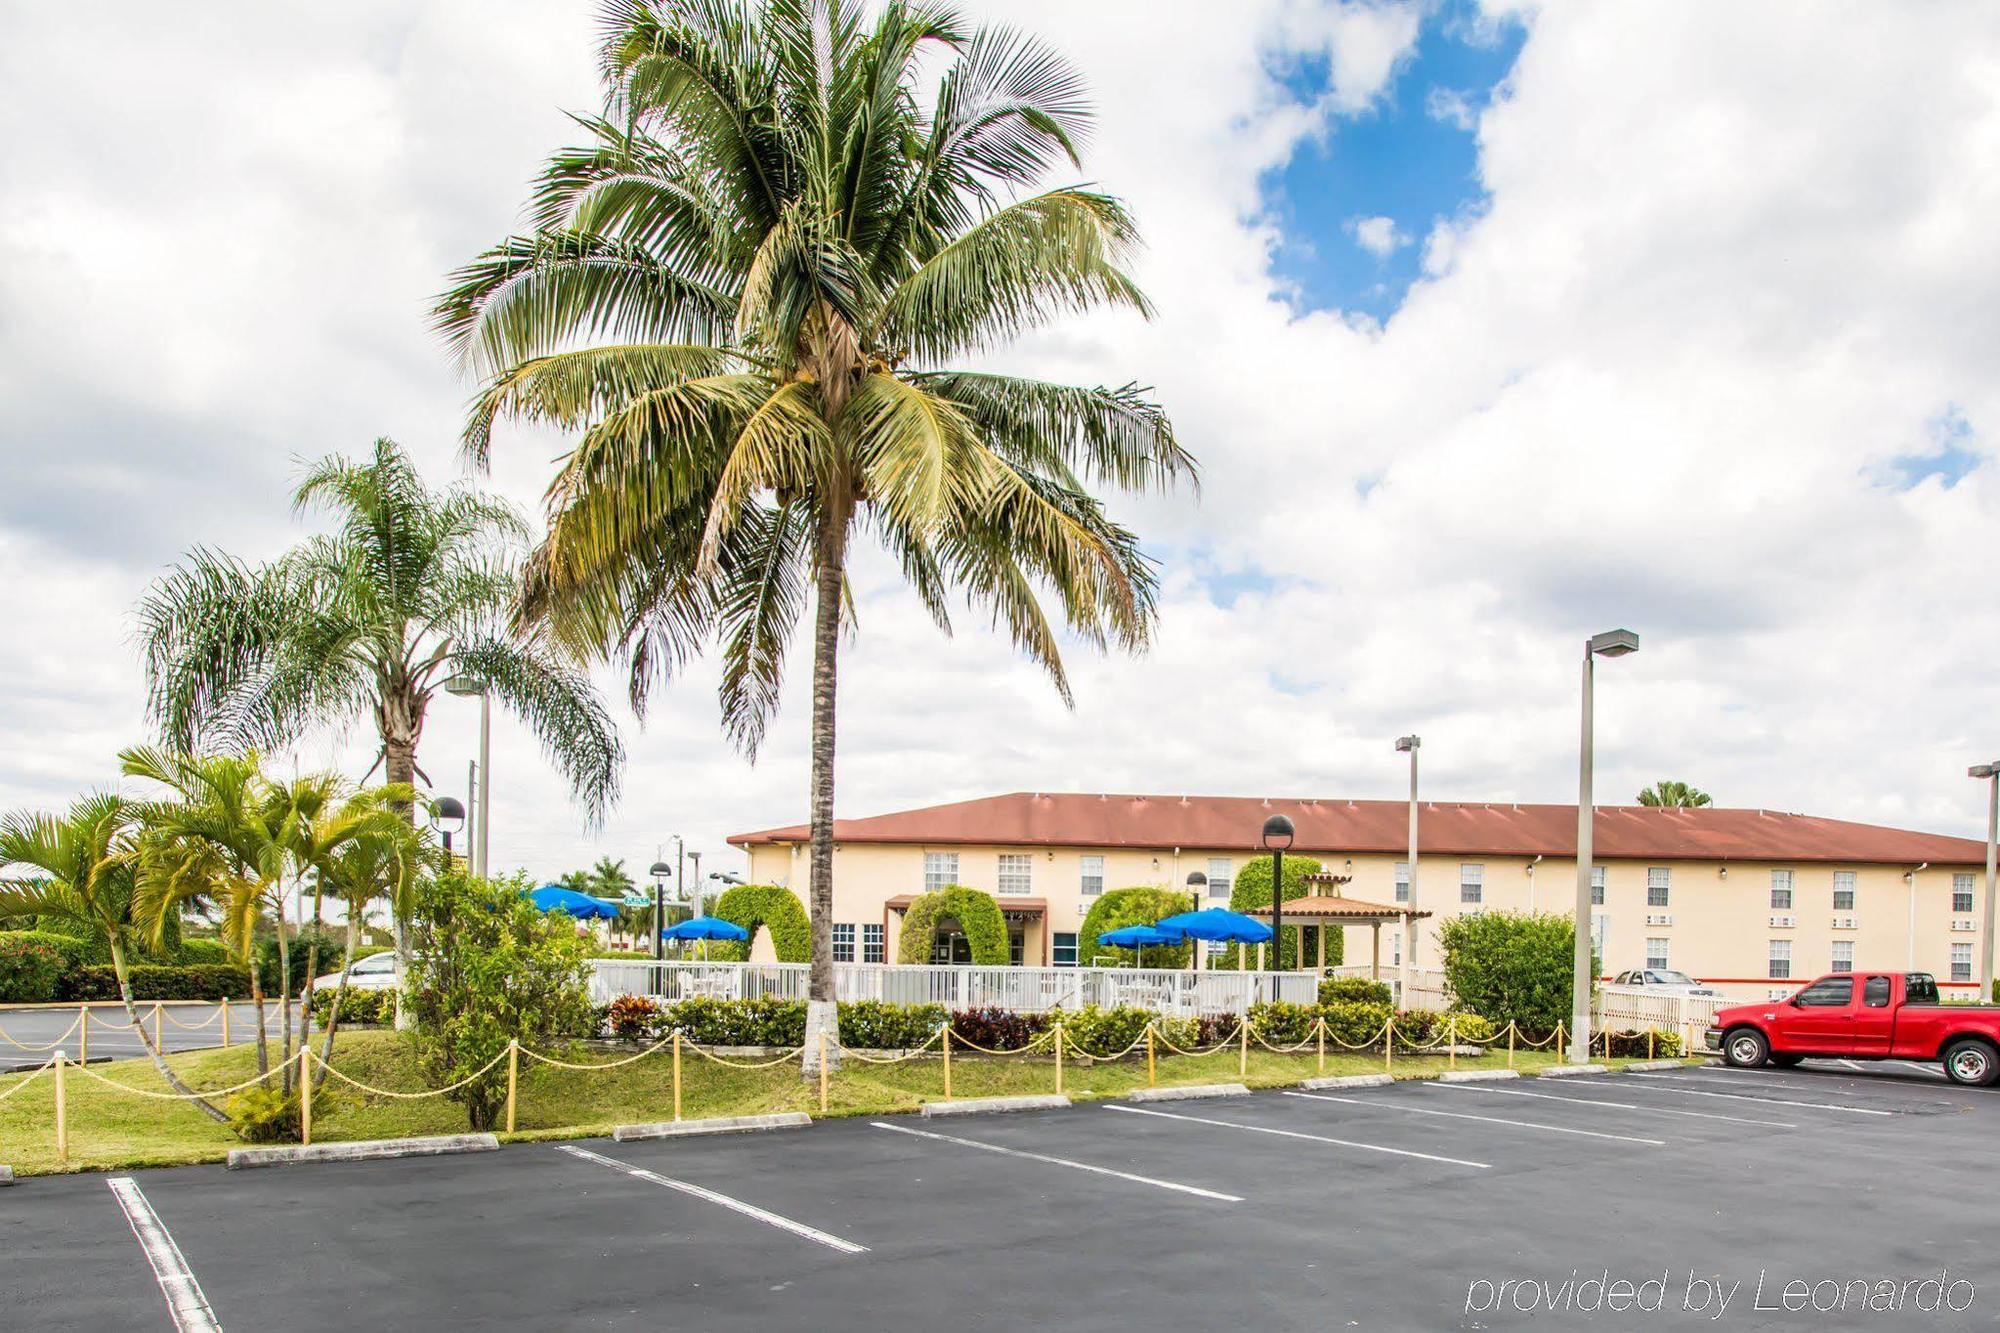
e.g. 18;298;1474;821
3;1060;1993;1331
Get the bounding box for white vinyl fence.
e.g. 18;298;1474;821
590;961;1317;1016
1594;985;1732;1054
1323;964;1450;1011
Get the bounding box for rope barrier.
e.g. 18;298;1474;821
307;1045;511;1099
517;1033;678;1072
0;1013;82;1053
945;1026;1057;1056
684;1043;808;1070
1149;1021;1243;1058
0;1056;54;1102
69;1059;284;1101
158;1007;224;1031
836;1027;943;1064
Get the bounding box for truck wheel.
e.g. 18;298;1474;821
1941;1038;1999;1087
1768;1053;1803;1068
1723;1027;1769;1068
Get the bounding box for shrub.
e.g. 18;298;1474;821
1246;1001;1317;1046
408;870;595;1131
1438;911;1588;1035
308;988;394;1027
172;938;234;967
607;994;661;1040
1077;888;1193;969
896;886;1009;965
66;964;253;1001
257;924;349;996
0;933;65;1002
949;1006;1051;1051
661;995;808;1046
1391;1007;1494;1046
1321;1000;1394;1048
1603;1028;1682;1059
226;1082;342;1143
839;1000;946;1050
1319;976;1392;1006
705;883;811;963
1216;855;1342;971
1056;1005;1156;1056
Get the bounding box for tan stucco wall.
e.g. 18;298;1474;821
742;841;1989;992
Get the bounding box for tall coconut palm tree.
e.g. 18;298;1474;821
436;0;1192;1055
1638;780;1712;808
0;794;229;1121
137;437;626;985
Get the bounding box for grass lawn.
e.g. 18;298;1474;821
0;1031;1682;1177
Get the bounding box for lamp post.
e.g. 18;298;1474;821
444;676;491;877
648;859;671;962
688;851;703;916
1262;814;1295;986
1395;735;1420;1007
1185;871;1206;972
1972;762;2000;998
1572;629;1640;1063
431;795;465;861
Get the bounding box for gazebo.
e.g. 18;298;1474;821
1281;872;1432;980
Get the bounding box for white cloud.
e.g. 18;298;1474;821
1347;213;1409;257
3;0;2000;887
1425;84;1477;130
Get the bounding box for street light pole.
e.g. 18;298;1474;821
648;857;671;963
1572;629;1639;1063
1262;815;1296;988
1972;762;2000;999
1186;871;1206;973
1396;736;1420;1007
688;851;703;917
445;676;492;877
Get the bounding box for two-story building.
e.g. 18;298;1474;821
728;792;1992;997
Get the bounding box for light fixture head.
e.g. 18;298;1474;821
1261;813;1296;851
443;674;486;697
1395;735;1420;752
1970;763;2000;779
648;861;672;879
1587;628;1641;657
1186;871;1207;887
430;796;465;835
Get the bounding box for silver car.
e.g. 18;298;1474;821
1611;967;1720;997
310;951;399;994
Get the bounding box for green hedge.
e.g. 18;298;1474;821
66;964;254;1001
1216;854;1343;970
0;933;66;1002
308;988;397;1026
707;884;811;963
896;885;1009;964
1438;910;1585;1035
1318;976;1392;1006
1077;887;1193;968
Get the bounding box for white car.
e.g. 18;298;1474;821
1610;968;1721;997
311;951;400;993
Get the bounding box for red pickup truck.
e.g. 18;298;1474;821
1706;972;2000;1086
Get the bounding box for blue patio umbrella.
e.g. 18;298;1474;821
1097;923;1179;968
527;886;623;920
1153;907;1274;971
661;914;749;961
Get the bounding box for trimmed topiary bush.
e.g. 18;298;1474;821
1217;854;1343;970
1319;975;1392;1006
896;885;1009;964
706;883;811;963
1077;887;1193;968
1438;910;1587;1036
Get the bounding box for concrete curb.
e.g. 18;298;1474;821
922;1094;1070;1117
1124;1083;1249;1103
614;1112;810;1142
1299;1073;1394;1090
1622;1059;1689;1072
226;1134;499;1170
1536;1063;1608;1078
0;1165;13;1186
1437;1069;1520;1083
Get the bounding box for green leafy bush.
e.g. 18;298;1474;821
949;1006;1052;1051
1438;911;1587;1035
1215;855;1343;970
1318;976;1392;1006
1602;1028;1682;1058
607;994;660;1040
0;933;65;1002
896;885;1009;964
408;870;595;1131
66;964;253;1001
226;1082;343;1143
1392;1008;1495;1046
1077;888;1193;968
307;988;395;1027
1321;1000;1394;1048
839;1000;945;1050
1246;1001;1317;1045
706;884;811;963
659;995;806;1045
1055;1005;1156;1056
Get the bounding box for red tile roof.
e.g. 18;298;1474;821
729;791;1988;865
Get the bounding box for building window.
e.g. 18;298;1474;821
1052;932;1078;967
923;852;959;892
1459;863;1483;905
1009;933;1024;965
1952;942;1973;982
1207;858;1233;900
1769;869;1793;910
1080;855;1105;897
1953;873;1975;914
1831;870;1855;911
1206;939;1227;958
1390;931;1401;966
1393;861;1409;904
1768;939;1791;980
1591;913;1608;956
861;923;883;964
1590;865;1605;906
997;853;1032;896
1830;940;1853;973
831;923;855;963
1647;867;1671;907
1645;938;1669;971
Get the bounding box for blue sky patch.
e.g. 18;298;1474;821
1262;1;1526;321
1887;405;1983;491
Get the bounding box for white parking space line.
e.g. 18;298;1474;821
1282;1091;1668;1145
1103;1104;1491;1169
1425;1082;1797;1128
1891;1060;1948;1080
1836;1059;1867;1071
1672;1070;1870;1097
1622;1077;1894;1115
555;1145;868;1254
871;1122;1242;1202
107;1177;222;1333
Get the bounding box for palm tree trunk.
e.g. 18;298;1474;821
247;942;271;1079
298;873;324;1080
274;892;294;1096
385;736;419;1031
314;906;361;1088
109;938;228;1123
801;507;848;1074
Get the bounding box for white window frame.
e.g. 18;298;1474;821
1590;865;1605;906
1831;870;1856;912
1647;867;1671;908
1768;939;1791;980
1645;937;1669;971
1829;940;1853;973
1952;941;1973;982
831;922;856;963
1079;855;1105;898
1207;858;1233;901
923;851;959;893
1953;872;1975;914
861;923;884;964
1769;869;1793;910
997;853;1032;897
1052;931;1078;967
1393;861;1409;905
1459;863;1483;905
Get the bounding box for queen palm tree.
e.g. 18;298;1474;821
137;437;626;985
1637;780;1712;808
0;794;229;1121
436;0;1192;1055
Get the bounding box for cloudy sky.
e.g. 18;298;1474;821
3;0;1996;887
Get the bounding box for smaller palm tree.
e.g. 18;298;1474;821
0;794;228;1121
1637;780;1713;808
308;809;428;1080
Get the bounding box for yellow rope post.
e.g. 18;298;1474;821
153;1003;163;1052
54;1050;68;1166
1385;1014;1394;1075
78;1005;88;1065
1055;1022;1065;1096
817;1030;829;1115
221;998;231;1048
1448;1013;1458;1071
1316;1016;1325;1074
299;1045;312;1146
941;1026;953;1100
505;1039;519;1134
1556;1019;1566;1061
1146;1024;1156;1087
1507;1020;1516;1070
1238;1019;1248;1078
672;1032;683;1122
1648;1028;1655;1061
